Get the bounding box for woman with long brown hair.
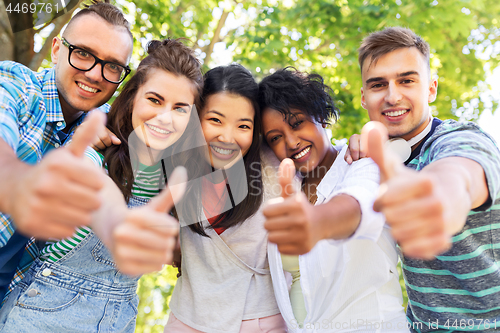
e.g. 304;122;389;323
0;38;204;333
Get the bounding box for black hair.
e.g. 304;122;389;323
189;64;263;236
258;67;339;126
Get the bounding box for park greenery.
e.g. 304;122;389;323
0;0;499;331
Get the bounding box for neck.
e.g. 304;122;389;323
59;94;83;133
408;117;433;151
206;166;227;183
304;145;337;185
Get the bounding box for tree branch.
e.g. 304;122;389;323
204;10;229;65
29;2;82;70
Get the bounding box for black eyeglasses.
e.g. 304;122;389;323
61;38;131;84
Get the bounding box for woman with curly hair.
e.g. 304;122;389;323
260;68;409;332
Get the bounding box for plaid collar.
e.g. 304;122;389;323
40;67;65;125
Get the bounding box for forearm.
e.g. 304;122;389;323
312;194;362;240
0;139;31;213
423;157;489;234
91;175;128;248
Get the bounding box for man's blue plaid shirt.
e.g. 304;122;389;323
0;61;109;300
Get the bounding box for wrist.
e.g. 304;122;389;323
0;162;31;214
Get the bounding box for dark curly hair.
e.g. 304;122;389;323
258;67;339;126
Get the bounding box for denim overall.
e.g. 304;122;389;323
0;195;149;333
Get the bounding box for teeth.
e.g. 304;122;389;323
146;123;171;134
384;110;408;117
78;82;97;93
212;146;234;155
292;146;310;160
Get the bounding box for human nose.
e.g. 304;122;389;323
285;131;300;149
155;109;173;124
217;127;236;144
384;82;403;105
84;63;103;83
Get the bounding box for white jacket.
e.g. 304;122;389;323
268;146;409;333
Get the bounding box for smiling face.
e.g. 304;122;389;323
51;14;133;123
263;108;331;174
200;92;255;170
361;47;438;140
131;70;195;153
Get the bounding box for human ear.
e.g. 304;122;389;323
428;77;438;103
360;87;367;109
51;37;61;64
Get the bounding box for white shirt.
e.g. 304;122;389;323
268;145;409;333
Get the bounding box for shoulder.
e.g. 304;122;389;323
84;147;104;167
428;119;497;148
0;61;44;88
96;103;111;113
336;145;379;178
420;119;499;165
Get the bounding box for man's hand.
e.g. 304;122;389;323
90;126;121;151
363;121;453;259
344;133;367;165
5;112;106;240
263;159;321;255
111;167;187;276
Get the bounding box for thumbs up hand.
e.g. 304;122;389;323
8;111;107;239
263;159;320;255
362;122;452;259
111;167;187;276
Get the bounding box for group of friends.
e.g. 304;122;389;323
0;1;499;332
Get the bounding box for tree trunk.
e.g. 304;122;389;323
0;0;14;61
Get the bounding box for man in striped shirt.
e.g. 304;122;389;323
352;27;500;332
0;1;133;302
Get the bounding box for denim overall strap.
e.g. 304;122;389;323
0;195;152;333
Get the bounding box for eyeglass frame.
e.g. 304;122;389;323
60;37;131;84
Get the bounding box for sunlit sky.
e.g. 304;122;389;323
477;67;500;145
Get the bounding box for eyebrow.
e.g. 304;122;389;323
365;71;420;85
146;92;192;107
146;92;164;102
239;118;254;124
264;129;279;138
73;43;126;66
206;110;253;123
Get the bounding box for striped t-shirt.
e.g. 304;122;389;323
402;119;500;332
39;150;164;263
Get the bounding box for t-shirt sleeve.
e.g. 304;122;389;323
327;157;386;243
426;122;500;210
84;147;104;168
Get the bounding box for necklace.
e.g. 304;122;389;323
300;148;338;205
301;178;318;205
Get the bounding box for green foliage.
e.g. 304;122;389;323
229;0;500;138
135;265;178;333
113;0;499;141
120;1;499;330
15;1;496;331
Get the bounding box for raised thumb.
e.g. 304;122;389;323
148;166;188;213
68;111;106;157
279;158;296;198
362;121;398;183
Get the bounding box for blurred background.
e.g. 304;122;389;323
1;0;499;331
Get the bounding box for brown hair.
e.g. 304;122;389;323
104;38;203;203
358;27;430;73
65;0;132;40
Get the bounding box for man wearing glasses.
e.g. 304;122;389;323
0;0;133;302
